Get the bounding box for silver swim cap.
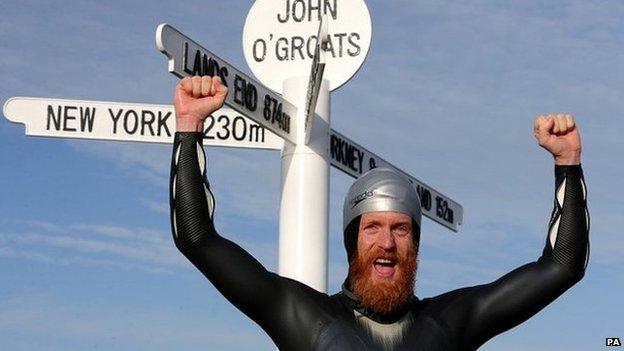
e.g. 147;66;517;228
343;168;422;231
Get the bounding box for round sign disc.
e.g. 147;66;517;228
243;0;372;92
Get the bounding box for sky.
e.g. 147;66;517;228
1;0;623;350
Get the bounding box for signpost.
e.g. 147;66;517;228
3;97;283;150
157;24;297;144
242;0;372;92
328;130;462;231
3;96;463;232
4;0;464;294
304;16;328;144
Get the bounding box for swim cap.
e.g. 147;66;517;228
342;168;422;262
343;168;422;231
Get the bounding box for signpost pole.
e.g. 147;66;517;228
278;77;330;293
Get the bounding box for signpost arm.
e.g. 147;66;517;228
304;15;328;145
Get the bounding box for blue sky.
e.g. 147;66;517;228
1;1;623;350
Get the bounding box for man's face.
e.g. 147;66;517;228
349;211;418;314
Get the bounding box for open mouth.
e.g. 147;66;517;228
373;258;397;277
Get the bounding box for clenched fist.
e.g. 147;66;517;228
533;114;582;165
174;75;228;132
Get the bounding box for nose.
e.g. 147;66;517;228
376;227;396;251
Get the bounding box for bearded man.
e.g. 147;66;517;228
169;76;589;351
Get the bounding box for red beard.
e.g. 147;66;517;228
349;242;418;314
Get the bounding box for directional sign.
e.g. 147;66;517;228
2;97;283;150
243;0;372;92
4;96;462;230
156;23;297;145
329;130;463;231
304;16;328;144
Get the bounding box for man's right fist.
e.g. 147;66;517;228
174;75;228;132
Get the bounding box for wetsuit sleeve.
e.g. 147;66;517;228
169;132;306;331
461;165;589;348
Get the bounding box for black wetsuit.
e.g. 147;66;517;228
169;132;589;351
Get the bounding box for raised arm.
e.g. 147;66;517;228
169;76;309;333
461;114;589;348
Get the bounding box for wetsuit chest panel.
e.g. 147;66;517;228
398;315;453;351
314;319;375;351
314;311;452;351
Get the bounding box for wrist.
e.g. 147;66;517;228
554;151;581;165
176;118;205;132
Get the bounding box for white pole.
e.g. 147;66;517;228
278;77;330;292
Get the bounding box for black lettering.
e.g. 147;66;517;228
369;157;376;170
276;38;289;61
435;196;453;223
277;0;290;23
417;186;432;211
347;144;358;172
47;105;62;131
270;98;278;123
109;108;123;134
334;33;346;57
263;95;272;121
356;149;364;174
216;115;230;140
307;35;317;58
63;106;77;132
183;42;193;75
249;123;264;142
219;67;229;87
324;0;337;20
157;111;172;137
292;0;305;22
204;116;216;140
347;33;361;57
232;116;247;141
291;36;305;60
446;209;454;223
253;39;267;62
330;135;340;162
79;107;96;132
141;110;156;136
202;54;210;75
207;58;219;77
234;76;245;106
308;0;320;21
124;110;139;134
192;50;202;75
246;84;258;111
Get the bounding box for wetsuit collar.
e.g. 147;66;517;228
341;280;418;324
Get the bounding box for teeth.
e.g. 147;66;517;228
376;259;392;264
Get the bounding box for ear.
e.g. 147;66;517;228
412;220;421;243
344;216;361;263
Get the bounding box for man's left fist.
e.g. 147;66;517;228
533;114;582;165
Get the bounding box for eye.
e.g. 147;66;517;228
392;224;411;236
362;223;380;234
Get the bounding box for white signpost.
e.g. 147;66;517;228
157;24;297;145
304;16;329;144
155;16;463;292
3;97;284;150
4;96;462;231
329;131;461;230
3;1;463;295
243;0;372;92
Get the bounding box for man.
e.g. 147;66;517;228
170;76;589;350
